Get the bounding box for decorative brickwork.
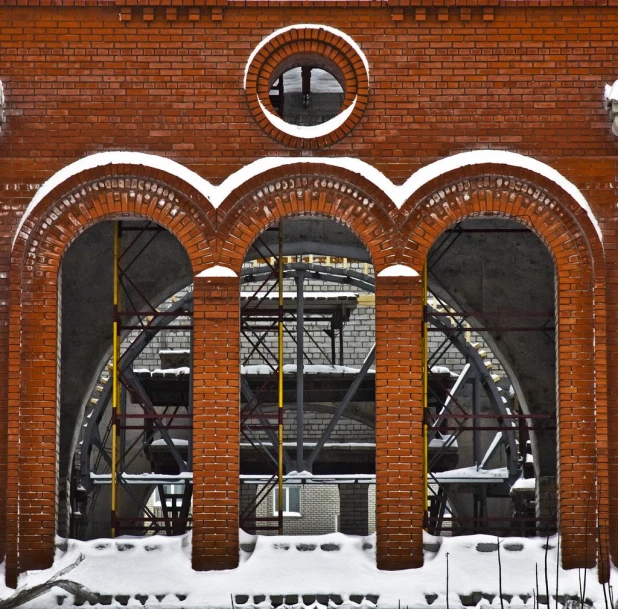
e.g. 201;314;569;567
244;25;369;149
400;166;606;573
192;274;240;571
6;167;220;586
1;0;618;587
216;163;399;273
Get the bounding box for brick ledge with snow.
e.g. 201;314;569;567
0;532;610;609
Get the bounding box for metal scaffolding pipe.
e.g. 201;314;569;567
111;221;120;537
277;224;284;534
296;270;305;472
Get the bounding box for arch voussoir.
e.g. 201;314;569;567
216;164;400;273
6;165;218;584
400;169;603;572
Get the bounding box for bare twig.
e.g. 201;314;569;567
0;555;97;609
497;537;504;609
446;552;450;609
556;536;560;609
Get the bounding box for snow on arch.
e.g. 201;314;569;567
243;24;370;89
257;95;358;140
212;157;396;208
196;265;238;278
377;264;420;278
13;151;217;249
16;151;602;251
399;150;603;246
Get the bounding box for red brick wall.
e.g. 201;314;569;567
0;0;616;584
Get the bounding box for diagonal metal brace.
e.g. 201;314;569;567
306;344;376;470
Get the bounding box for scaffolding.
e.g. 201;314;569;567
75;219;558;541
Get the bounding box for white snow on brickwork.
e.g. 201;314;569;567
377;265;419;278
243;24;369;88
196;265;238;278
2;531;615;608
13;151;217;248
258;95;358;139
605;80;618;102
398;150;603;245
17;151;601;249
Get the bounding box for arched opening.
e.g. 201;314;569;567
424;217;557;537
238;217;377;537
62;219;193;540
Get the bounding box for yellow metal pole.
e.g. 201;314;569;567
422;262;429;517
277;223;284;534
111;221;120;537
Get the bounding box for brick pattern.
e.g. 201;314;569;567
375;275;425;569
4;159;609;581
5;171;218;586
244;25;369;149
1;0;615;583
192;275;240;570
216;165;400;273
401;170;604;570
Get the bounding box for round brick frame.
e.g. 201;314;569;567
244;25;369;149
400;166;607;574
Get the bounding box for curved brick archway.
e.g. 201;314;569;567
399;168;607;574
216;163;400;272
216;165;418;570
4;167;222;585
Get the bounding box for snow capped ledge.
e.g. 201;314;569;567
0;81;5;131
377;264;420;278
17;150;602;252
605;80;618;137
196;265;238;278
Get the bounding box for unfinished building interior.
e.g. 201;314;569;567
0;0;616;596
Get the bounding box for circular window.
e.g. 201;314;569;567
244;25;370;149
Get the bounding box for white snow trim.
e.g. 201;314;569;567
605;80;618;103
17;151;601;252
399;150;603;245
377;264;419;278
196;265;238;278
13;151;216;248
257;95;357;139
0;81;5;126
605;82;618;137
243;24;369;89
213;157;395;207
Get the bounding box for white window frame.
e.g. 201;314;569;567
152;484;187;508
273;485;301;517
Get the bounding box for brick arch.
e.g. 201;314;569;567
4;167;217;585
215;164;400;272
400;169;607;574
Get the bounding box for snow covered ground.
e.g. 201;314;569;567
0;531;612;609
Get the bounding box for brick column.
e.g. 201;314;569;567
556;269;597;570
375;272;424;570
192;273;240;570
6;274;59;586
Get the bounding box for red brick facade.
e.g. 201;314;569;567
0;0;616;586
